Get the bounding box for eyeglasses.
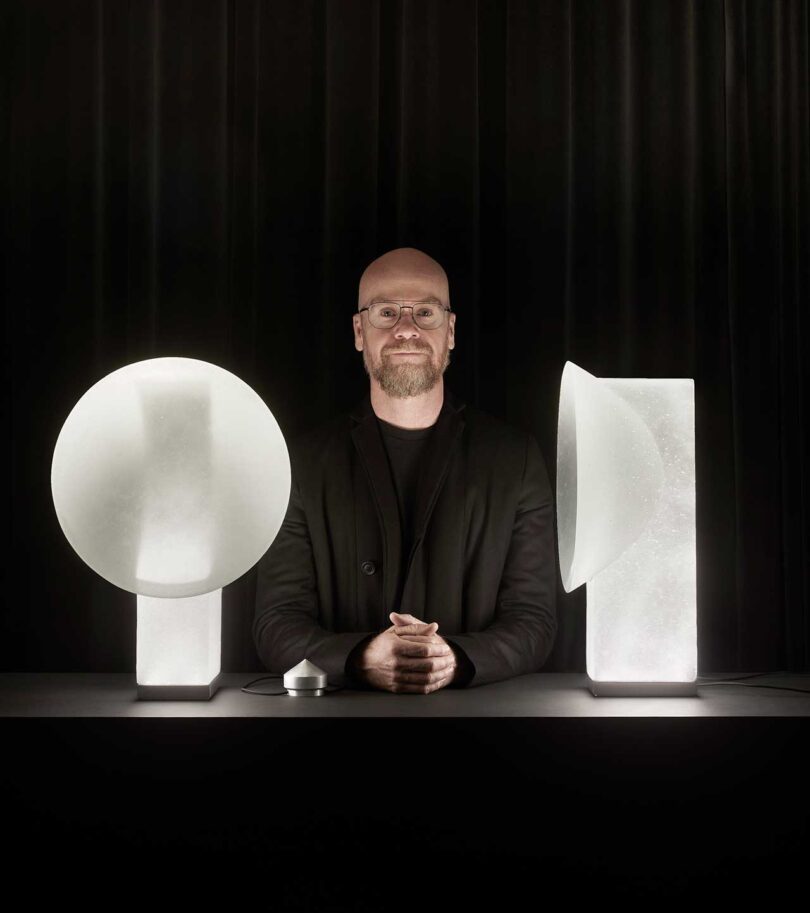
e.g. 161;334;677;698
358;300;452;330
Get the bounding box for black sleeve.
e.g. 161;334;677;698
439;435;558;687
443;638;476;688
253;471;375;688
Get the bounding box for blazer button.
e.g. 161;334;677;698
361;560;377;576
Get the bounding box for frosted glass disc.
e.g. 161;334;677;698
557;361;665;592
51;357;291;598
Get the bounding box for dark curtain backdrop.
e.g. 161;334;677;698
2;0;807;675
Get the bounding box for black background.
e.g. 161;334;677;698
3;2;809;903
3;0;808;677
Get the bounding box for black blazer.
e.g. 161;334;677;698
253;386;558;688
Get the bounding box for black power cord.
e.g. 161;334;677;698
696;671;810;695
241;674;345;696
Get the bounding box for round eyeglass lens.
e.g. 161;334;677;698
369;302;444;329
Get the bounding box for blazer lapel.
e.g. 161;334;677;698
350;387;467;614
350;395;403;616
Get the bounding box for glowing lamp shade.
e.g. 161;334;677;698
51;357;291;699
556;361;697;696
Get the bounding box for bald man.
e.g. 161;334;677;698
254;247;557;692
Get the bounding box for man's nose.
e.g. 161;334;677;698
394;312;420;336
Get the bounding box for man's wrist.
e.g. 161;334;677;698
345;633;375;685
445;639;474;687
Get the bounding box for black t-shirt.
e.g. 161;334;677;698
376;415;435;611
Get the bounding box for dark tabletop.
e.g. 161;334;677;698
1;671;809;717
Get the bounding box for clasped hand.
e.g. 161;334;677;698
352;611;458;694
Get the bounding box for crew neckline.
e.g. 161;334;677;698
376;415;436;440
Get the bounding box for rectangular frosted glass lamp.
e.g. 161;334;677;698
136;590;223;700
557;362;698;697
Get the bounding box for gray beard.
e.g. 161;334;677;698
363;347;451;399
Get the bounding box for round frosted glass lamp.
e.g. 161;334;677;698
556;361;697;697
51;357;291;700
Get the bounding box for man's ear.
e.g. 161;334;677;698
353;314;364;351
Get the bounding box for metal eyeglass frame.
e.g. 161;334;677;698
358;300;453;330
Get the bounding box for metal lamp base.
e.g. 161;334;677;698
588;677;698;697
137;673;222;701
283;659;328;697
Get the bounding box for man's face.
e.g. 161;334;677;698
353;273;456;399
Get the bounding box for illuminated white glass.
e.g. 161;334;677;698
557;361;697;690
51;357;290;598
136;590;221;687
51;356;291;696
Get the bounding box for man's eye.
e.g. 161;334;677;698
379;309;395;317
418;309;435;317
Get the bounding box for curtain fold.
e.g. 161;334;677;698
3;0;807;673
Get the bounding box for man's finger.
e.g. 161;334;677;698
394;655;456;673
390;611;422;624
391;675;452;695
395;668;452;685
393;640;451;658
395;636;445;647
393;633;445;645
391;623;437;636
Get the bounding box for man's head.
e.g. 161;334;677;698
352;247;456;399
